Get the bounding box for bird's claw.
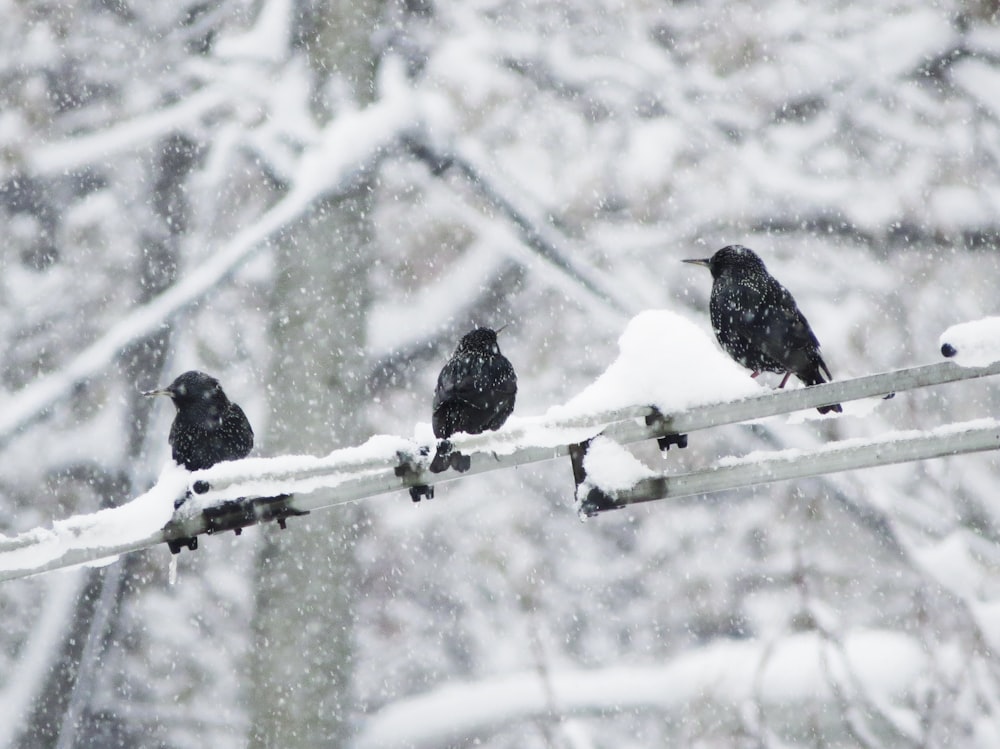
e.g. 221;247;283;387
449;452;472;472
429;439;472;473
429;439;454;473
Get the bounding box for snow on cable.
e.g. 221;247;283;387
940;317;1000;368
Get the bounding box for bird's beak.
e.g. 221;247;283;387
496;324;509;335
142;387;172;398
682;258;711;268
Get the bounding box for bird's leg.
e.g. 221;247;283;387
393;449;435;502
429;439;454;473
750;371;761;378
429;439;472;474
778;372;792;388
449;451;472;472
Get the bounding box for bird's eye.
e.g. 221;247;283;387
176;385;186;396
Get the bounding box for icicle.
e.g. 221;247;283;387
168;553;178;585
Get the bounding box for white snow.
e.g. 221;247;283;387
951;57;1000;121
717;418;1000;468
939;317;1000;367
928;185;993;232
367;240;512;357
550;309;762;418
213;0;292;63
860;9;953;80
181;434;417;509
973;602;1000;654
912;532;985;602
0;464;187;578
28;86;229;176
580;437;655;492
354;629;927;749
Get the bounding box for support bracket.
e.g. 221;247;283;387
644;409;688;453
569;439;621;518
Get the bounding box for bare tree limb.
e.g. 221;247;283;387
0;97;416;448
405;134;641;318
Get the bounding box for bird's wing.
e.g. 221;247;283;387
433;357;516;412
221;404;255;460
490;358;518;395
713;281;781;368
755;282;827;373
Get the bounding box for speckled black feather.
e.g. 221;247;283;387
687;245;842;415
433;328;518;439
151;371;254;470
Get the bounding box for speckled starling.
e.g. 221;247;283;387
144;371;303;551
144;370;255;470
684;245;843;415
429;327;517;472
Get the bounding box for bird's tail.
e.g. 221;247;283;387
797;359;843;415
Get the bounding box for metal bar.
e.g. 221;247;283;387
3;360;999;582
594;420;1000;512
193;359;1000;502
180;359;1000;522
650;360;1000;434
0;529;172;583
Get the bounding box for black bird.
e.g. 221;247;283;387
429;327;517;472
144;370;254;470
684;245;842;414
145;371;302;550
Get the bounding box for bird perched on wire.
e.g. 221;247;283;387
144;370;254;552
683;245;843;414
144;370;254;471
429;326;518;473
145;370;302;551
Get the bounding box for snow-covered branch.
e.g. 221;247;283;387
27;87;230;177
0;95;417;447
406;134;642;318
353;629;928;749
0;572;86;747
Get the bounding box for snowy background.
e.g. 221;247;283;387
3;0;1000;746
